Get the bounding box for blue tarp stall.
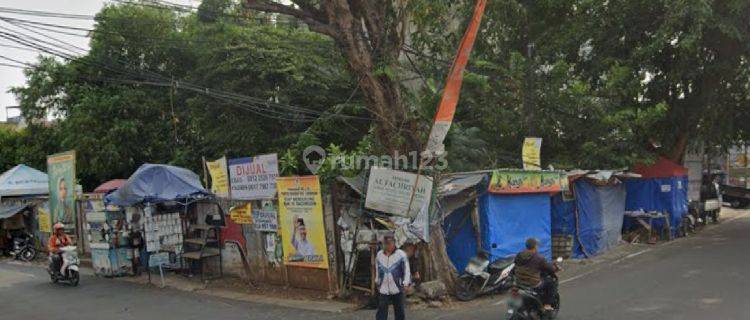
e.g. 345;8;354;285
105;163;211;206
479;193;552;261
441;172;554;271
624;158;689;235
550;172;628;258
443;204;478;271
0;164;49;197
570;180;626;258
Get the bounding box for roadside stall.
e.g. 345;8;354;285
81;179;131;276
333;167;432;295
0;164;49;256
440;169;567;271
105;164;224;282
624;158;689;239
551;171;632;258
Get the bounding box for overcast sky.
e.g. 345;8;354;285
0;0;197;121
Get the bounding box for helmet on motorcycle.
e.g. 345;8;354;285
53;222;64;232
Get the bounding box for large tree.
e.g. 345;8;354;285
244;0;423;155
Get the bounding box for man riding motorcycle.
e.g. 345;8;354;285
47;223;72;275
513;238;559;312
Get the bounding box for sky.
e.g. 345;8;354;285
0;0;198;121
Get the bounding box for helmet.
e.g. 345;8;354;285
53;222;64;231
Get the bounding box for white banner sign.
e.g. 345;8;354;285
228;154;279;200
252;210;278;232
365;167;433;218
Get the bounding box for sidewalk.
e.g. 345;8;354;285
115;272;356;313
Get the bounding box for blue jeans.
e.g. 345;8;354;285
376;292;405;320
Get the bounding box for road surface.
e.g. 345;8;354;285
1;210;749;320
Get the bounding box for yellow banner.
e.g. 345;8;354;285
229;203;252;224
522;137;542;170
37;207;51;233
206;156;229;197
277;176;328;269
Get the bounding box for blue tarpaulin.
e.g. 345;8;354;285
105;164;210;206
571;180;626;258
551;193;575;235
443;204;478;271
624;176;688;235
0;164;48;197
479;193;551;261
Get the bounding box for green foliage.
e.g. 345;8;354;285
11;2;366;188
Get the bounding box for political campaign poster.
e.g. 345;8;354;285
206;156;229;197
522;137;542;170
228;154;279;200
276;176;328;269
47;151;76;226
364;167;433;218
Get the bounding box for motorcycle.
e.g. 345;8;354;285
455;252;515;301
9;232;37;262
48;246;80;286
506;257;563;320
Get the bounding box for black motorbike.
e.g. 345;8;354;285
505;257;563;320
9;232;37;262
455;252;515;301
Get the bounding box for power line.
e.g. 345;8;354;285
0;62;27;69
0;28;369;122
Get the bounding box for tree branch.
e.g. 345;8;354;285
245;0;336;37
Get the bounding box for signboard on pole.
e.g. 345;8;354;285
488;170;567;194
252;210;278;232
365;167;433;218
522;137;542;170
47;150;76;226
206;156;229;197
229;203;252;224
277;176;328;269
228;154;279;200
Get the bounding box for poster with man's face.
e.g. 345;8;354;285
47;151;76;227
276;176;328;269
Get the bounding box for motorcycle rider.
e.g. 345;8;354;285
514;238;558;312
47;223;72;275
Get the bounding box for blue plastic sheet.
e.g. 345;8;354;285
624;176;688;235
105;164;209;206
551;193;576;235
572;180;626;258
479;193;551;261
442;204;478;271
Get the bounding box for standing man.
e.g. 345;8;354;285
375;234;411;320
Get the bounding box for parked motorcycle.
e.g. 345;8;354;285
455;252;515;301
9;232;36;262
505;257;563;320
48;246;80;286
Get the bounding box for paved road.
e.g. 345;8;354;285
2;210;749;320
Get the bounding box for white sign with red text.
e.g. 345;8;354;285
228;154;279;200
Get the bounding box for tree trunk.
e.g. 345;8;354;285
245;0;421;156
427;223;457;291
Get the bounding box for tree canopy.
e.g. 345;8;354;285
5;0;750;188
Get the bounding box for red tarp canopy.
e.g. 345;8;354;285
93;179;126;193
632;157;688;178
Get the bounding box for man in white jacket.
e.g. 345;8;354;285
375;234;411;320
